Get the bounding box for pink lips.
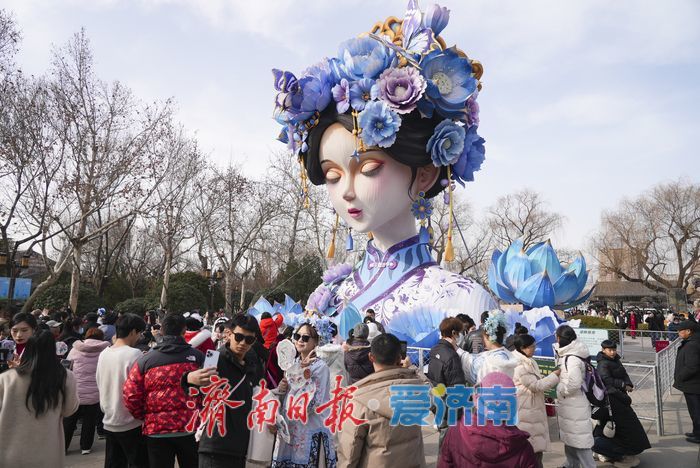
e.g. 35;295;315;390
348;208;362;219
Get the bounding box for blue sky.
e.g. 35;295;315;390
3;0;699;255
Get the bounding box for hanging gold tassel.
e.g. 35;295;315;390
367;231;373;240
327;213;339;258
299;158;310;209
444;167;455;262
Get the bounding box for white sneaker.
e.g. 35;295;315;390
594;453;611;462
81;450;91;455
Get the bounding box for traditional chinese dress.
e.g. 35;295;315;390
316;235;496;347
272;358;337;468
470;346;519;384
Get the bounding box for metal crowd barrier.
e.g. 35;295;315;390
408;338;681;436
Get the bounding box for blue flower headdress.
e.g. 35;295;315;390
292;313;335;346
483;309;507;343
272;0;485;259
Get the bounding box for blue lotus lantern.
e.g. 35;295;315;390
488;239;595;309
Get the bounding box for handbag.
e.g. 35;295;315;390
603;396;616;438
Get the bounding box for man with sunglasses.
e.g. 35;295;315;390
185;315;264;468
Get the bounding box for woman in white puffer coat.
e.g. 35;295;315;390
554;325;596;468
513;334;560;468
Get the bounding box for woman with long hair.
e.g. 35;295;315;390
512;334;561;468
8;311;38;367
272;322;336;468
0;329;79;467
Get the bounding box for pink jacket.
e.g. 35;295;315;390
67;338;110;405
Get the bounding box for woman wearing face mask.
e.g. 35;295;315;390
0;330;79;467
8;312;38;368
273;323;336;468
272;1;495;349
512;334;561;468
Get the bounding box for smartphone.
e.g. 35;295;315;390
399;340;407;360
203;349;220;369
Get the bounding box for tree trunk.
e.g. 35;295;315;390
239;278;246;313
160;252;172;310
69;243;82;313
225;273;234;315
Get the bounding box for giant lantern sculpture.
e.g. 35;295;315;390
488;239;596;357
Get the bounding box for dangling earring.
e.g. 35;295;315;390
327;212;339;258
346;227;354;251
411;191;433;245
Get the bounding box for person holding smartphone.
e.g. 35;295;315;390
184;315;263;468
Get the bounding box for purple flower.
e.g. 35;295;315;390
452;125;485;185
466;93;480;128
322;263;353;283
375;67;427;114
426;119;466;166
349;78;377;111
307;285;332;313
424;4;450;36
358;100;402;148
331;37;397;81
332;78;350;114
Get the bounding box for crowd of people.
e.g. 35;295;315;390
0;304;698;468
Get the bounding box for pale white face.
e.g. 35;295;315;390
319;123;414;234
319;123;441;245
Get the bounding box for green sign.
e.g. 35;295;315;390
534;358;558;399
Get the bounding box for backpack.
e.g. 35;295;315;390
564;355;608;408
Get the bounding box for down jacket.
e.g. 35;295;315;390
344;339;373;384
123;335;204;435
427;339;466;388
438;413;537;468
512;350;559;453
66;338;110;405
259;314;284;349
337;367;427;468
554;339;594;449
673;333;700;394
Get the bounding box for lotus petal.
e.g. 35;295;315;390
527;239;563;280
560;284;597;309
496;245;513;289
567;253;586;278
505;238;524;264
489;261;516;303
338;302;363;340
283;294;303;315
552;270;580;305
526;241;545;256
504;250;533;290
514;271;555;308
247;296;275;320
386;306;447;348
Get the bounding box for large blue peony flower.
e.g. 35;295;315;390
284;60;334;124
426;119;465;166
331;37;397;82
452;125;485;184
417;47;477;119
357;100;402;148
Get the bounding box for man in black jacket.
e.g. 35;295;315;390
427;317;466;449
186;314;264;468
673;320;700;444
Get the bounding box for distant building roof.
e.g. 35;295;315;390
592;281;665;299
